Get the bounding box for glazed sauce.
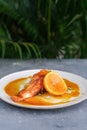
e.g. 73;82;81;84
4;77;80;106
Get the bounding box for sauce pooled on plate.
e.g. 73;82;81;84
4;76;80;106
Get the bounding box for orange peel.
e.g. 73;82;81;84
43;71;67;95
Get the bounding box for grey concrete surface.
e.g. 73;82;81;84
0;59;87;130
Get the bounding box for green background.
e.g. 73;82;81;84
0;0;87;59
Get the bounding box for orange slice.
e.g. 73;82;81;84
43;71;67;95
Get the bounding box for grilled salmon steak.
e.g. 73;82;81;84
11;69;49;102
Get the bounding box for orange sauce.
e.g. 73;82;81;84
4;77;80;106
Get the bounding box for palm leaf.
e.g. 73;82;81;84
8;41;23;59
28;43;41;58
0;40;6;58
0;0;38;39
19;42;32;58
66;14;82;27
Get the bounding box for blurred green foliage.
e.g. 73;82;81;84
0;0;87;59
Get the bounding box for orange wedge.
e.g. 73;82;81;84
43;71;67;95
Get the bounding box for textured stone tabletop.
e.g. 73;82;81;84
0;59;87;130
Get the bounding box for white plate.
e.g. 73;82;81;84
0;69;87;109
